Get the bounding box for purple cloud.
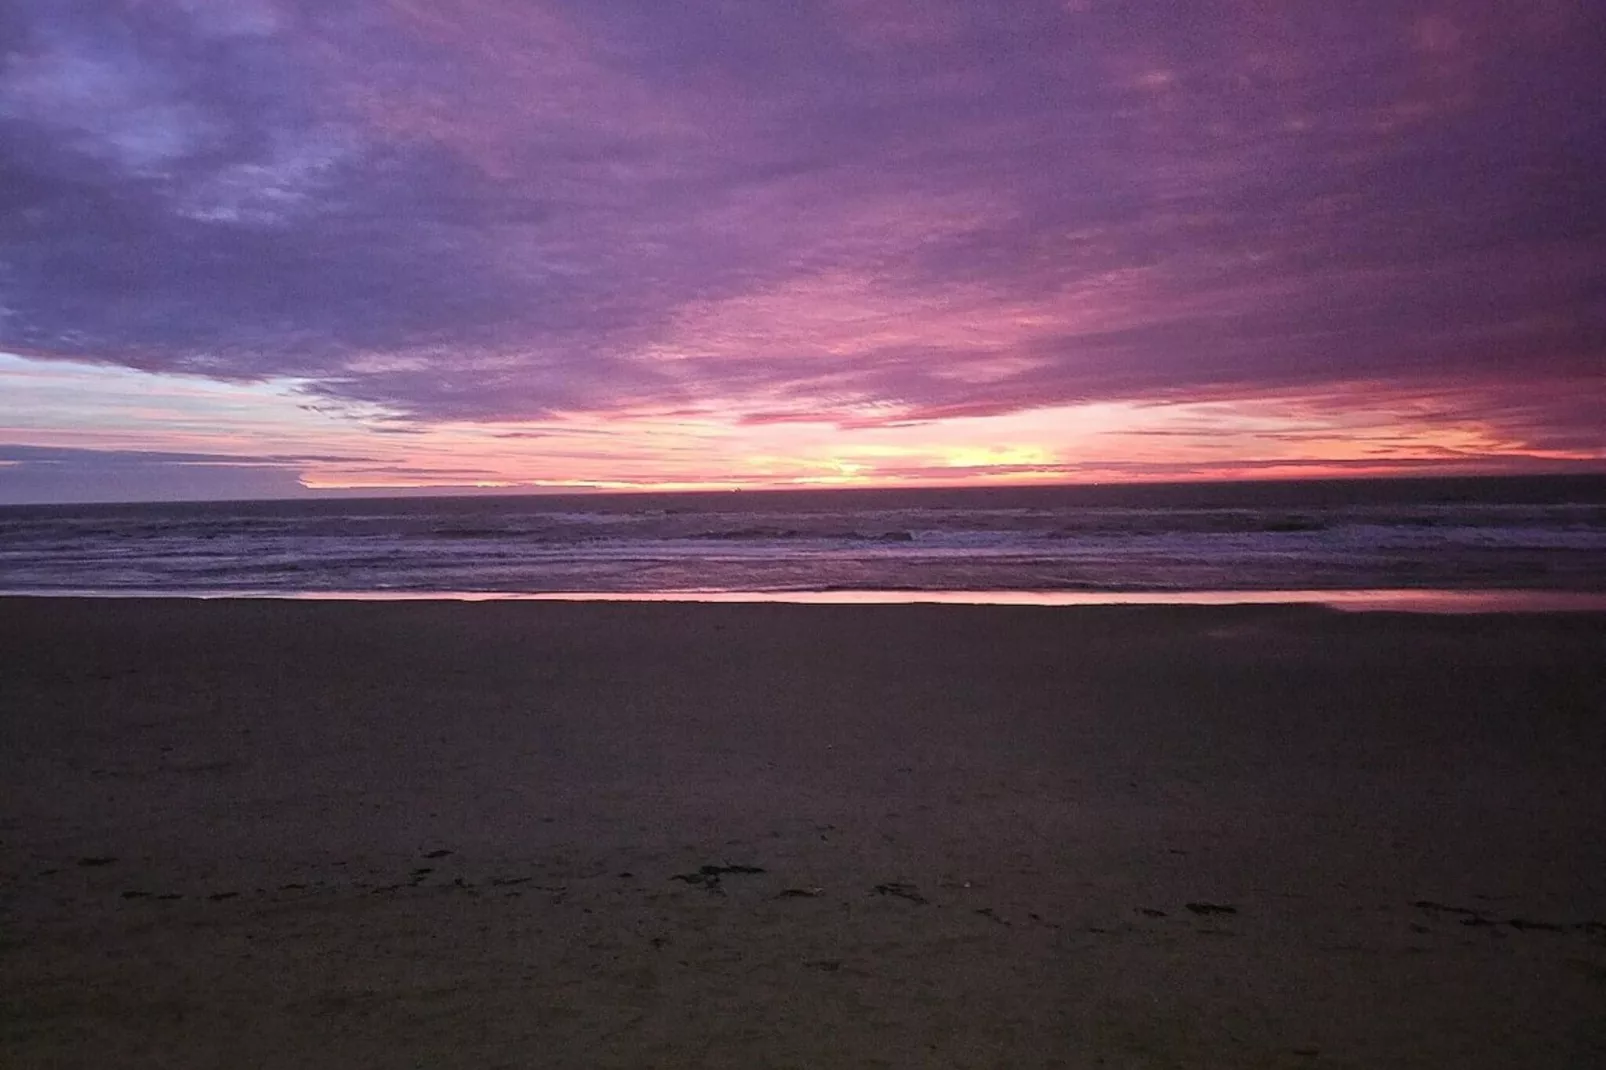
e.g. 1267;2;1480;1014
1;0;1602;443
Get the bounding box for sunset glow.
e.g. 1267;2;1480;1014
1;1;1601;502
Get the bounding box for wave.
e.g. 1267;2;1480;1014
3;481;1604;596
684;526;917;542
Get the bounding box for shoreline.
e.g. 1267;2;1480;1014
4;585;1606;612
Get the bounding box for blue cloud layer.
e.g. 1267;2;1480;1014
0;444;329;501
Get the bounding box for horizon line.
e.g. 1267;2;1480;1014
3;468;1605;510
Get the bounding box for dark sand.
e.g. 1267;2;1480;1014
2;599;1603;1068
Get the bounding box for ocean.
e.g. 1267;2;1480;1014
2;475;1604;605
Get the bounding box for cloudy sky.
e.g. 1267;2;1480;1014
1;0;1602;502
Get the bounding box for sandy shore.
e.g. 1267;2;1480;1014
2;599;1603;1068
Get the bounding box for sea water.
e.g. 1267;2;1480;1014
1;476;1603;600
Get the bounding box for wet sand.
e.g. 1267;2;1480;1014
2;598;1604;1068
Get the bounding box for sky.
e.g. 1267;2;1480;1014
1;0;1602;503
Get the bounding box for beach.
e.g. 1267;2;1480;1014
2;598;1603;1068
